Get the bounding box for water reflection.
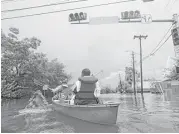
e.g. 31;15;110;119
21;111;75;133
117;93;179;133
1;92;179;133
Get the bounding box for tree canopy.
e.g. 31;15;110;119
163;58;179;81
1;28;71;99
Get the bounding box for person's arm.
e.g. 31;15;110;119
94;82;101;97
72;81;81;94
51;85;63;93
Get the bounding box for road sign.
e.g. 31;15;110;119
43;85;48;90
141;14;152;24
89;16;119;25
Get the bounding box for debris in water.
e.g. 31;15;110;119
25;90;48;109
15;90;52;117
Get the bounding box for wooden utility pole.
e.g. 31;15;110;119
132;51;136;94
134;35;148;94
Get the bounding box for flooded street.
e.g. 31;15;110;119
1;0;179;133
1;92;179;133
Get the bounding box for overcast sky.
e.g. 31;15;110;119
1;0;179;87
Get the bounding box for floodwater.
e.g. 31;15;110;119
1;91;179;133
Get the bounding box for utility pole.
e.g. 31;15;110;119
118;73;122;92
132;51;136;94
134;35;148;94
126;50;138;94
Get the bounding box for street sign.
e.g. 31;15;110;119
43;85;48;90
121;10;141;20
89;16;119;25
141;14;152;24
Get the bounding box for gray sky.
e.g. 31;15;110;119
1;0;179;87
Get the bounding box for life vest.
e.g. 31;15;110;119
75;76;98;100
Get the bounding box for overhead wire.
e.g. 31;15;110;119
165;0;173;8
142;24;174;62
1;0;136;20
141;33;172;63
135;25;173;67
147;24;173;56
2;0;88;13
1;0;25;3
1;0;71;3
149;33;172;56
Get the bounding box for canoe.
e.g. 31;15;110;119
52;98;120;125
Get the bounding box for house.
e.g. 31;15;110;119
136;80;156;93
152;79;179;95
170;80;179;94
128;80;156;93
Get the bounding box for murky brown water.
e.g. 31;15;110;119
1;91;179;133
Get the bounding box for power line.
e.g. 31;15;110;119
1;0;136;20
165;0;173;8
143;33;172;62
1;0;25;3
149;24;173;55
2;0;88;13
150;33;172;56
1;0;69;3
135;29;173;66
141;24;173;61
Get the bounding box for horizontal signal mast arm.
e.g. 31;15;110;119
71;19;174;24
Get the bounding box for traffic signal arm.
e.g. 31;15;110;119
142;0;154;2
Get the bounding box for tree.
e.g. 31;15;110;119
116;80;125;93
101;85;113;94
164;68;179;80
163;59;179;81
124;67;140;87
1;28;71;98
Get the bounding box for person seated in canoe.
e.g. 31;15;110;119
50;79;69;100
72;68;101;105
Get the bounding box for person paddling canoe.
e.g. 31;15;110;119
50;79;68;100
72;68;101;105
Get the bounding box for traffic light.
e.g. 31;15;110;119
121;10;141;20
69;12;87;22
171;27;179;46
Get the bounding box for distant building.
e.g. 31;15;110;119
129;80;157;93
152;80;179;95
